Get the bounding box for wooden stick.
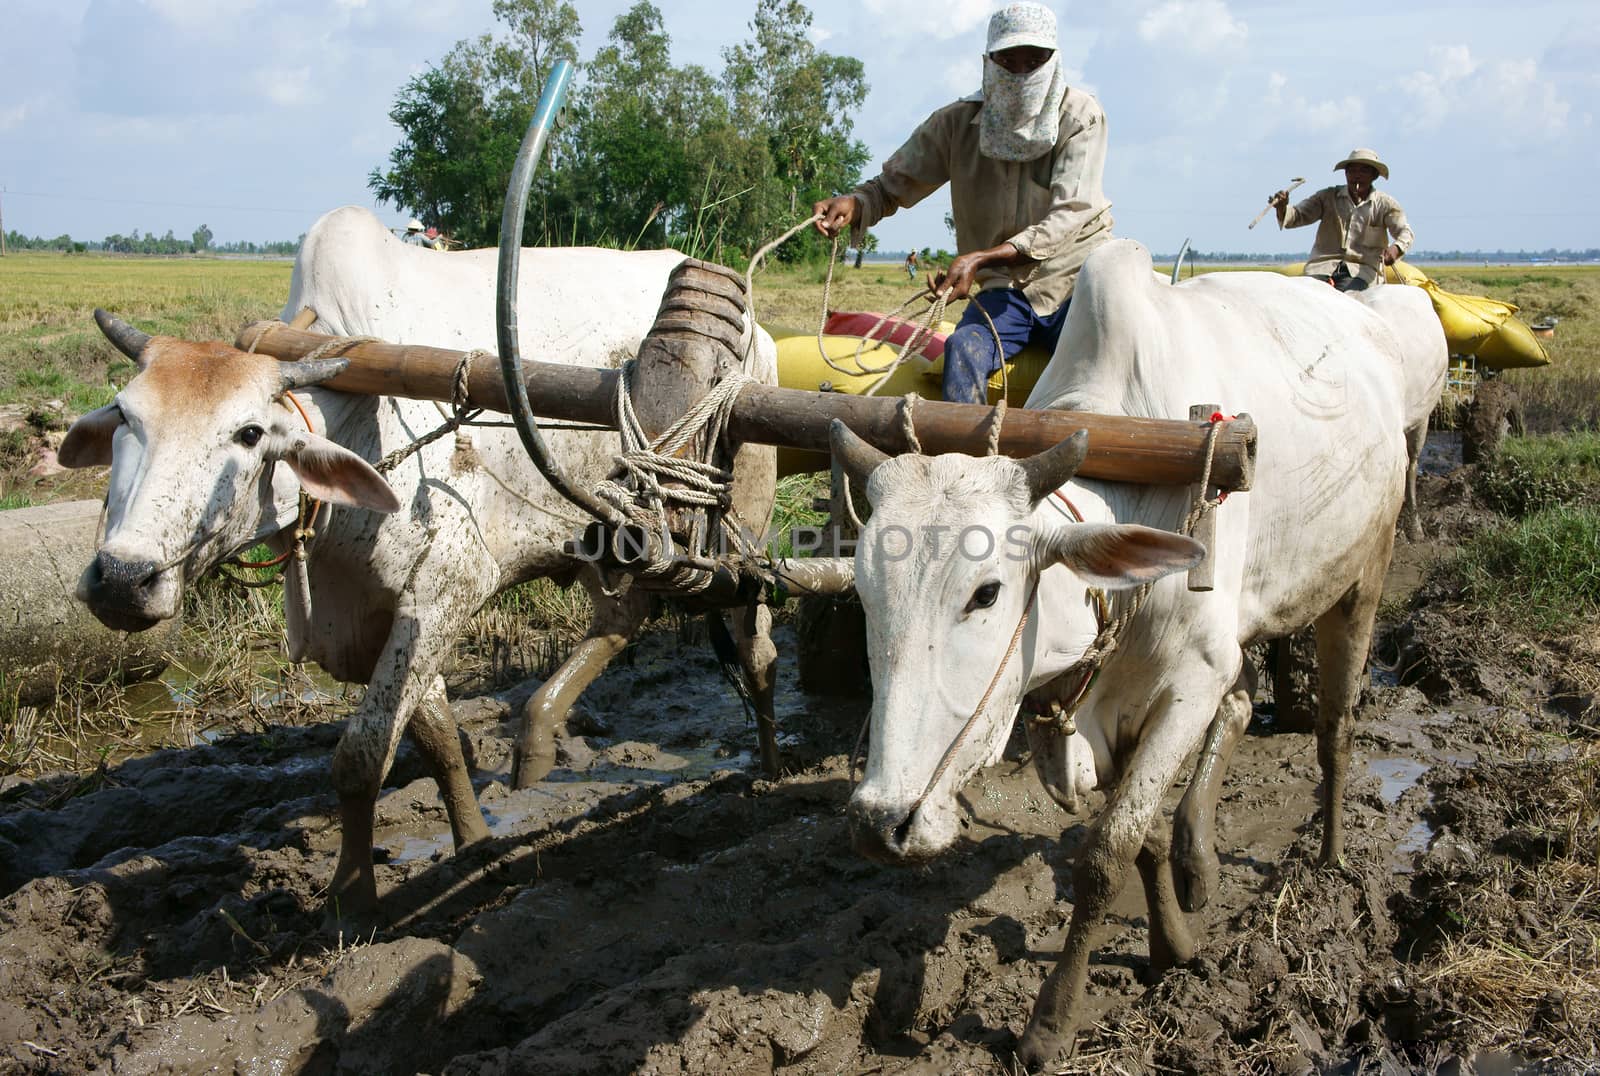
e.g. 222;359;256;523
237;322;1259;492
1248;177;1305;230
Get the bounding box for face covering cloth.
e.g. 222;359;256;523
978;55;1065;162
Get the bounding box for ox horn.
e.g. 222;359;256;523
94;308;152;362
277;358;350;392
1020;429;1090;503
829;419;890;486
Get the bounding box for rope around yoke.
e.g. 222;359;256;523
592;360;764;590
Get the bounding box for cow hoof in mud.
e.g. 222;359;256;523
1171;841;1220;914
1017;1020;1077;1073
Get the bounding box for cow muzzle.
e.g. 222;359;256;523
76;550;181;631
847;789;956;865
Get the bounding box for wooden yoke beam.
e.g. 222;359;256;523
237;322;1258;492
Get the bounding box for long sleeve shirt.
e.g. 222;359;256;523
1281;185;1414;286
849;86;1114;316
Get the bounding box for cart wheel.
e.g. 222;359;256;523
1462;380;1523;464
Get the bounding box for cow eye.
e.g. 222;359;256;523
238;425;265;448
967;581;1001;612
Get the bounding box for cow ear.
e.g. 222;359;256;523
59;404;124;468
1042;522;1205;590
283;432;402;514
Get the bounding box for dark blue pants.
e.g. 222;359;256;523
942;287;1070;404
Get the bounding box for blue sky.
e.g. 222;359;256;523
3;0;1596;255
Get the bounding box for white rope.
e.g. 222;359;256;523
593;360;764;589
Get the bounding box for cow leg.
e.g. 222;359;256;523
1311;532;1394;867
1019;697;1216;1069
1399;420;1426;542
1172;662;1255;912
512;586;649;789
328;542;496;922
1136;823;1195;977
407;675;490;850
733;599;781;778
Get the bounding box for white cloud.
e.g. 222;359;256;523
146;0;262;35
0;103;27;131
1397;44;1572;140
861;0;1002;41
255;66;317;108
1262;71;1365;135
1136;0;1246;55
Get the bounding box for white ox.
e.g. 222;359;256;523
59;206;779;918
1168;273;1448;910
830;239;1442;1067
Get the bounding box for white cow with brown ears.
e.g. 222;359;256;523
832;238;1419;1067
60;206;780;921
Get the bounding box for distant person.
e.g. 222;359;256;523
812;2;1113;404
904;250;919;281
1270;148;1413;292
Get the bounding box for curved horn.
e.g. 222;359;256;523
1021;429;1090;503
829;419;890;487
94;308;152;362
277;358;349;391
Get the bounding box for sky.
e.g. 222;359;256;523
3;0;1597;256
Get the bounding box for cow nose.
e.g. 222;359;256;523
847;799;915;863
88;550;162;603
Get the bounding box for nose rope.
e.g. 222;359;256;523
895;577;1039;830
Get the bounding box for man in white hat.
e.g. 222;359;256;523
1269;149;1413;292
812;2;1113;404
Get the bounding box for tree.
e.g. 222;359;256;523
369;0;870;259
719;0;870;259
370;0;581;247
192;223;213;251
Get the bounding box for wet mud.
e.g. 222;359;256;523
2;468;1597;1074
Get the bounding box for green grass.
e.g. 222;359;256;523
0;252;292;414
1449;505;1600;633
1476;432;1600;517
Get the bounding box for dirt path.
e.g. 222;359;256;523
1;473;1596;1074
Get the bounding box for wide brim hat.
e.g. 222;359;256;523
1334;148;1389;180
986;2;1058;54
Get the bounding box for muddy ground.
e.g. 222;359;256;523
2;456;1597;1075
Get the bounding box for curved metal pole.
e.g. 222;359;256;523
496;60;625;526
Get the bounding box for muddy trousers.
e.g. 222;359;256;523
941;287;1070;405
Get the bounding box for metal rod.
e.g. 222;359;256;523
494;59;624;527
